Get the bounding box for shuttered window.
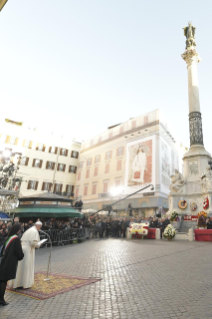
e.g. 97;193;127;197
69;165;77;173
105;163;110;174
46;161;55;170
86;169;90;178
32;159;43;168
27;180;38;190
36;143;45;152
54;183;63;193
57;163;66;172
117;160;122;171
60;148;68;156
42;182;52;191
94;166;98;176
20;157;29;166
66;185;74;194
49;146;58;154
71;151;79;159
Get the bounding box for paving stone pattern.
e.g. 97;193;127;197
1;239;212;319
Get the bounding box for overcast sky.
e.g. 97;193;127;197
1;0;212;152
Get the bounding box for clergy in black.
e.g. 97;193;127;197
0;223;24;306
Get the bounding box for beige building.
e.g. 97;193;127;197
75;109;183;217
0;119;81;197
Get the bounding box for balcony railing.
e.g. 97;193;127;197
98;192;110;199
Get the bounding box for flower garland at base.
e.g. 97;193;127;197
170;211;179;222
163;225;176;239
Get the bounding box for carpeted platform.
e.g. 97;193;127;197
7;271;101;300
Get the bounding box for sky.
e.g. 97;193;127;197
1;0;212;152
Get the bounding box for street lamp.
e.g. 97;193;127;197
0;0;8;11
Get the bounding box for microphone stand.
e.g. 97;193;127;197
39;229;52;282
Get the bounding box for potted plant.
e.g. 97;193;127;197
163;224;176;240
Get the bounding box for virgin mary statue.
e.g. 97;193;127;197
131;145;147;183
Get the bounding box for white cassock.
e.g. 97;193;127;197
132;152;147;183
9;226;40;289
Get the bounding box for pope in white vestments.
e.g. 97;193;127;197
132;146;147;183
9;221;42;289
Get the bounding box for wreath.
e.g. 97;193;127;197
178;200;187;210
203;197;209;210
190;202;197;211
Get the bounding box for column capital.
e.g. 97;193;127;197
181;49;201;66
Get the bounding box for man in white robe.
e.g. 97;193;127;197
132;147;147;183
9;221;42;289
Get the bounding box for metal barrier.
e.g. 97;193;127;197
36;228;88;247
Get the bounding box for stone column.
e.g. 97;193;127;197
181;49;203;147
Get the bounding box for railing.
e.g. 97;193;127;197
36;228;89;246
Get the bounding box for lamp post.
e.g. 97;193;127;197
0;0;9;11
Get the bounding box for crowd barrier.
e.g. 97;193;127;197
37;228;89;246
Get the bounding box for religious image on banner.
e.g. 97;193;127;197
127;139;152;187
161;140;171;188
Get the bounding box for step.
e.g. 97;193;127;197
175;232;189;240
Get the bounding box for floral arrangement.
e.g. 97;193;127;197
198;215;206;228
163;225;176;239
170;211;179;222
197;211;208;219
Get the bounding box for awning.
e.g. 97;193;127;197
14;207;83;218
0;212;10;219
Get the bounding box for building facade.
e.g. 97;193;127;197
75;109;184;217
0;119;81;197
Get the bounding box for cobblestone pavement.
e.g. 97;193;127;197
1;239;212;319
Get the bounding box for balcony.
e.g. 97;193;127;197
98;193;110;199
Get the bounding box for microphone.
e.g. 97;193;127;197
39;229;52;281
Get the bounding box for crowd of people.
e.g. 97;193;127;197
2;215;212;243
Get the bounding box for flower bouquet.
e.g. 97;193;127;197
170;211;179;222
197;215;207;229
163;225;176;240
197;211;208;219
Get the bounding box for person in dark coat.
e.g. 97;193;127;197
0;223;24;306
164;217;170;228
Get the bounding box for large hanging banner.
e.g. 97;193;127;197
160;137;171;193
125;136;155;192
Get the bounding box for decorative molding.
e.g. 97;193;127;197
189;112;204;146
181;49;201;66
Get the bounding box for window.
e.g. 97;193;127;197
69;165;77;173
119;126;124;134
132;120;136;129
117;160;122;171
66;185;74;195
117;147;124;157
54;183;63;193
27;180;38;190
94;166;98;176
109;131;113;139
95;155;100;163
115;179;121;187
36;143;45;152
49;146;58;154
98;136;102;143
0;134;6;143
105;151;112;160
87;158;92;166
78;162;83;169
77;172;81;181
20;157;29;166
105;163;110;174
32;159;43;168
8;136;18;145
84;185;88;196
58;163;66;172
86;169;90;178
71;150;79;159
42;182;52;191
60;148;68;156
103;181;108;193
92;183;97;195
46;161;55;170
75;187;79;198
23;140;32;148
144;116;148;125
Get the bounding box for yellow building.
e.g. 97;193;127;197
75;109;182;218
0;119;81;197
